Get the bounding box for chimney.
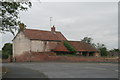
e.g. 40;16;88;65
51;25;56;32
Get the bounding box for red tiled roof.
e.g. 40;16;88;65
69;41;98;52
53;42;69;52
53;41;98;52
23;29;67;41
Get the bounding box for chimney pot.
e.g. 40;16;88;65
51;25;55;32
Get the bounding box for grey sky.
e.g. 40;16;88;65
0;2;118;50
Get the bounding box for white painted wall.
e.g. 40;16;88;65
31;40;59;52
13;32;59;57
31;40;45;52
13;32;31;57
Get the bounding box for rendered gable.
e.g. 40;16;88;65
13;32;31;57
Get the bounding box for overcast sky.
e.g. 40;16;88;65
0;2;118;50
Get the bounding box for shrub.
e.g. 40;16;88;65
63;41;77;54
99;47;109;56
2;43;13;59
2;52;9;59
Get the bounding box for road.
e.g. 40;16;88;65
2;62;118;78
2;63;48;78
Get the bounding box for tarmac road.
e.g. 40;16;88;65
2;62;118;79
2;63;48;78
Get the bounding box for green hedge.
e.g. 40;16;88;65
63;41;77;54
2;52;9;59
2;43;13;59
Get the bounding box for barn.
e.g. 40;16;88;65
13;26;99;58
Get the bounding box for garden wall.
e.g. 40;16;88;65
4;52;119;63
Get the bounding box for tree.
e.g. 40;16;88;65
81;37;109;56
95;43;109;56
0;1;32;35
109;48;120;52
2;43;12;59
81;37;93;44
81;37;96;47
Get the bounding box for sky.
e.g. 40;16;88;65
0;1;118;50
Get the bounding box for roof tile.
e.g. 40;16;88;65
24;29;67;41
53;41;98;52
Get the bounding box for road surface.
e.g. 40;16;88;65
2;63;47;78
2;62;118;78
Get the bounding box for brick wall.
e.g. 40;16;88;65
2;52;118;63
7;52;117;63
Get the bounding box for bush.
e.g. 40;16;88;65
63;41;77;54
2;43;13;59
2;52;9;59
99;47;109;56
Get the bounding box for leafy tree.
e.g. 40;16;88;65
95;43;109;56
95;43;105;49
0;1;32;35
81;37;96;47
109;48;120;52
2;43;12;59
63;41;77;54
2;52;9;59
81;37;109;56
99;47;108;56
81;37;93;44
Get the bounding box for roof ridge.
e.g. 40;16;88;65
68;41;81;42
68;41;91;44
23;28;67;41
25;28;60;33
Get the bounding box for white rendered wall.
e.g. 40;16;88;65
13;32;31;57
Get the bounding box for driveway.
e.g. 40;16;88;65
2;62;118;78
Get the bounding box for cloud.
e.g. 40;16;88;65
1;2;118;50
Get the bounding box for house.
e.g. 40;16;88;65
13;26;99;58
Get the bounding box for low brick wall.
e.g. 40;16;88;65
9;52;118;63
